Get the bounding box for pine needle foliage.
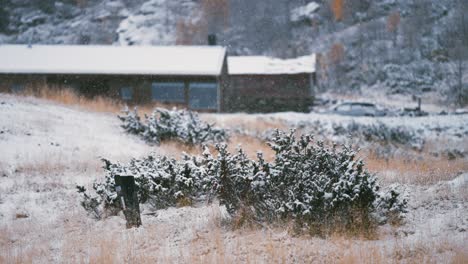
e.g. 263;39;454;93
78;130;407;234
118;107;228;146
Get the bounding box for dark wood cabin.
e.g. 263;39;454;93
226;56;316;113
0;45;316;113
0;45;228;112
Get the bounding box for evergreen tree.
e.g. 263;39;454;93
0;0;9;33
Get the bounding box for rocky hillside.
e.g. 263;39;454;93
0;0;467;105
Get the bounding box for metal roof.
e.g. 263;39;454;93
0;45;227;76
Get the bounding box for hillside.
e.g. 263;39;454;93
0;0;467;105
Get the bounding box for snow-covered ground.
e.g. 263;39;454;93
0;94;466;263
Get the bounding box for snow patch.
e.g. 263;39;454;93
447;173;468;189
291;2;320;23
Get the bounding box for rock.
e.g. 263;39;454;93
15;213;29;219
290;2;320;23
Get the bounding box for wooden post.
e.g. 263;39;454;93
115;175;142;228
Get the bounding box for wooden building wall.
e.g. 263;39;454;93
0;62;315;113
223;73;315;113
0;73;223;110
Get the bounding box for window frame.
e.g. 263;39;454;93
10;83;25;93
188;82;219;110
151;81;186;103
120;86;133;101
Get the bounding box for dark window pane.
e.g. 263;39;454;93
121;87;133;100
11;84;25;93
151;82;185;103
189;82;218;110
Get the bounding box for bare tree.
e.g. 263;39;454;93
446;0;468;105
356;20;365;65
402;0;431;58
387;11;400;46
328;43;346;87
201;0;229;34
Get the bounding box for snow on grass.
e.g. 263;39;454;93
0;94;153;172
0;93;467;263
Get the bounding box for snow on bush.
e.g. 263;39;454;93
333;121;424;150
77;155;209;219
78;130;407;232
209;130;408;232
119;107;228;145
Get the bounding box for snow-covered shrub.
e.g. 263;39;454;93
202;144;271;218
78;130;407;233
118;107;228;145
267;131;380;226
333;121;424;150
76;186;103;219
77;156;210;218
374;184;408;225
118;107;145;135
210;130;406;232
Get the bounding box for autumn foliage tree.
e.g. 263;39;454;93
176;0;229;45
176;20;198;45
328;43;346;86
201;0;229;33
387;11;400;45
330;0;344;21
74;0;88;8
328;43;345;65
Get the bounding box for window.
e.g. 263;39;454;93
189;82;218;110
121;87;133;100
335;104;351;112
11;84;25;93
151;82;185;103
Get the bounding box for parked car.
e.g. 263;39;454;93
330;102;388;117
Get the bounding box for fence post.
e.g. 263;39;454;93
115;175;142;228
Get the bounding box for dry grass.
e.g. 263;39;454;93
363;151;468;185
158;134;275;161
1;200;466;264
16;85;170;114
158;140;203;157
452;247;468;264
21;85;124;113
14;158;101;175
202;114;286;133
227;134;275;161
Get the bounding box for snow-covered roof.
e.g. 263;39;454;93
0;45;227;76
228;54;316;75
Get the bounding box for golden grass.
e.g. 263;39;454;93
9;148;103;175
202;114;287;134
1;201;466;264
363;151;468;185
16;85;169;114
22;85;124;113
227;134;275;161
452;247;468;264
